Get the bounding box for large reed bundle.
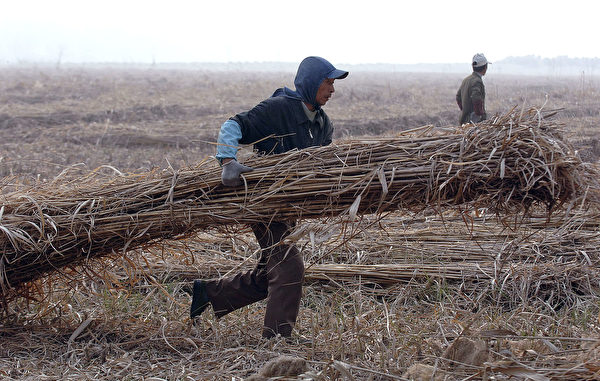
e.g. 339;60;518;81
1;108;598;295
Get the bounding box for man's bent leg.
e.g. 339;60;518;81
202;221;304;335
204;261;268;318
261;243;304;338
251;221;304;338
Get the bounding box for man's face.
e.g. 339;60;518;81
315;78;336;106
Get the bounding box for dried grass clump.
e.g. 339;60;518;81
1;108;598;299
246;355;308;380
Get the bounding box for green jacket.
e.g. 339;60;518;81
456;72;486;124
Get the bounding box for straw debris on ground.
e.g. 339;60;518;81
2;209;599;380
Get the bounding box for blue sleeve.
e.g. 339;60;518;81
216;119;242;163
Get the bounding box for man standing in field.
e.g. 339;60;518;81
189;56;348;339
456;53;490;125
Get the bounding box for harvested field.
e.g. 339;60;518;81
1;66;600;380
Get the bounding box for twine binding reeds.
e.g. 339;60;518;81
1;108;599;298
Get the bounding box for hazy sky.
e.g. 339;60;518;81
1;0;597;65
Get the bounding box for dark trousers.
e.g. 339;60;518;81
204;221;304;338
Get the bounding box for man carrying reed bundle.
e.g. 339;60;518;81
456;53;490;125
189;56;349;339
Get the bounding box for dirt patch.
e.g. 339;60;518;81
335;111;457;137
0;104;215;131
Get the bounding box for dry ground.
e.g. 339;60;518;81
1;66;599;179
1;65;600;380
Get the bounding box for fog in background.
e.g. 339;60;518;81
1;0;598;75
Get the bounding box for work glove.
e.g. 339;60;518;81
221;160;254;187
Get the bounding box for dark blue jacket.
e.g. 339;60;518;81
232;96;333;155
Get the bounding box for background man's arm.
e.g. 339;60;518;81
470;83;485;117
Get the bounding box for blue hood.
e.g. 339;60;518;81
271;56;348;110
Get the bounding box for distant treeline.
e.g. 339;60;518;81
141;56;600;76
494;55;600;76
4;55;599;76
346;56;600;76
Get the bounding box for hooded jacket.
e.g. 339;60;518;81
216;57;347;161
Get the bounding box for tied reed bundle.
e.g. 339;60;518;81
0;108;597;296
135;210;600;308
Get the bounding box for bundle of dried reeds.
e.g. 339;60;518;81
128;209;598;308
1;108;598;295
